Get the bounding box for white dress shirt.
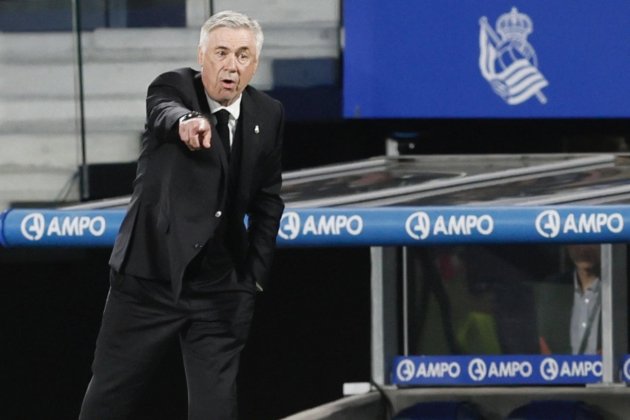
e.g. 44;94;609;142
206;94;242;148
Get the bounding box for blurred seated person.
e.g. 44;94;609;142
538;244;601;355
459;245;540;355
568;244;602;354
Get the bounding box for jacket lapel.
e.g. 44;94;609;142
193;73;211;115
237;89;262;198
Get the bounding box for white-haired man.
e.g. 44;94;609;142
80;10;284;419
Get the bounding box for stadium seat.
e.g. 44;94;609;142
506;400;603;420
393;401;484;420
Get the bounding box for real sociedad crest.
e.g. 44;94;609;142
479;7;548;105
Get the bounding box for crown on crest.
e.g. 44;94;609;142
496;7;532;40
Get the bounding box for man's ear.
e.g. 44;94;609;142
197;46;203;66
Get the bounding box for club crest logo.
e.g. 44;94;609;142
479;7;548;105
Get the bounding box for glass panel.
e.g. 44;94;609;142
0;0;81;208
0;0;73;31
407;244;602;356
395;163;630;206
125;0;186;28
281;155;597;205
282;165;462;204
78;0;191;200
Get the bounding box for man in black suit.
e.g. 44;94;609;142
79;10;284;420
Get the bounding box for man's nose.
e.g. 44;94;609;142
225;54;238;70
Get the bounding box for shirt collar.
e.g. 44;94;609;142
206;93;242;121
573;271;601;294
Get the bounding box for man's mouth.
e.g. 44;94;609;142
221;79;237;89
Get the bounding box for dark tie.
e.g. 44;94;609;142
214;109;231;158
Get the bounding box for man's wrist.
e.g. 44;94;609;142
179;111;205;123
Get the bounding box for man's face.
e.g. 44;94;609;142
575;261;599;282
198;27;258;107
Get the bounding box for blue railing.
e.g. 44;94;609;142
1;206;629;247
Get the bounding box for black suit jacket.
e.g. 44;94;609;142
109;67;285;295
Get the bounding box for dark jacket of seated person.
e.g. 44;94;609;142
537;244;601;355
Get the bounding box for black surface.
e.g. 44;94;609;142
84;162;137;201
1;246;371;420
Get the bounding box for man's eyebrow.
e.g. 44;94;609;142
212;46;252;54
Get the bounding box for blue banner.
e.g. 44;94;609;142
0;209;7;247
276;207;630;246
1;209;126;247
344;0;630;118
1;206;630;247
392;355;603;386
622;355;630;383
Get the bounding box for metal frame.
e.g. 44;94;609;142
371;243;629;386
601;243;628;384
370;246;399;385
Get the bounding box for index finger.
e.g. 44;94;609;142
202;129;211;149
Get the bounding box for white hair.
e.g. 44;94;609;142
199;10;264;58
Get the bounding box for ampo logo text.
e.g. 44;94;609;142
21;213;46;241
278;212;364;240
415;362;461;379
396;359;416;382
20;213;106;240
406;212;494;240
468;358;487;381
486;361;532;378
535;210;624;238
278;212;300;240
405;212;431;240
540;358;559;381
540;358;602;380
535;210;561;238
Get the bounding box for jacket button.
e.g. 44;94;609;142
215;211;222;218
193;243;201;249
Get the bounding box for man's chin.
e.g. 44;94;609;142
218;93;241;106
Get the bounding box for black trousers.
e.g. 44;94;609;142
79;270;255;420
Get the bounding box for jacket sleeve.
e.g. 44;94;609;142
145;71;196;144
243;101;285;289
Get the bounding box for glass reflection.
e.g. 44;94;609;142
282;166;460;203
407;244;602;356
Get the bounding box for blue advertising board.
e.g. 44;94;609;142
622;355;630;383
1;206;630;247
343;0;630;118
393;355;603;386
1;209;126;247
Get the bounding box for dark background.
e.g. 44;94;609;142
0;245;372;420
